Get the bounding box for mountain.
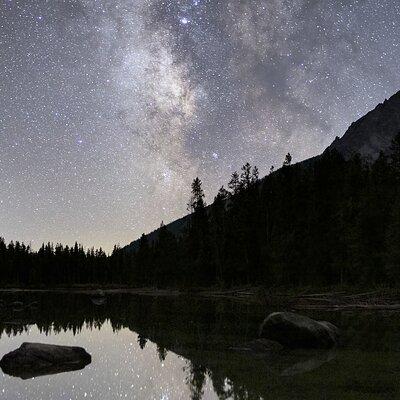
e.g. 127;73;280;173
326;90;400;160
124;90;400;252
126;214;189;252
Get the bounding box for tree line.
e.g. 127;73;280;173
2;134;400;288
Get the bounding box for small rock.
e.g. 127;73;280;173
91;290;106;306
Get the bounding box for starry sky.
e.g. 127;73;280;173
1;0;400;251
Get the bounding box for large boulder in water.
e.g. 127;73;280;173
0;342;91;379
259;312;339;349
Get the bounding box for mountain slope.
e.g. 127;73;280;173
125;213;189;252
125;90;400;252
326;90;400;160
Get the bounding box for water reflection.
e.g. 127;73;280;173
2;359;90;380
0;292;399;399
280;350;336;377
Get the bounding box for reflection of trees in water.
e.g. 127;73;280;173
156;345;167;362
0;293;265;399
137;334;147;350
1;293;399;399
185;363;207;400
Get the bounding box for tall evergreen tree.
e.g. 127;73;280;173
228;172;241;195
283;153;292;167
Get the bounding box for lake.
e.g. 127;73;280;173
0;292;399;399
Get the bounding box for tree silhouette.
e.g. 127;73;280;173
188;177;206;213
283;153;292;167
228;171;241;195
2;151;400;289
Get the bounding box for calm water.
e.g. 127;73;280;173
0;292;399;399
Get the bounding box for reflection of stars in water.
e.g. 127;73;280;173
0;322;219;399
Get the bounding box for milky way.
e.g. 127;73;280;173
1;0;400;251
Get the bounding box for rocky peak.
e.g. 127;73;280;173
326;91;400;160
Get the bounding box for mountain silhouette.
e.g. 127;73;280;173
125;90;400;252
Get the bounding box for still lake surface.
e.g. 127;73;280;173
0;292;399;399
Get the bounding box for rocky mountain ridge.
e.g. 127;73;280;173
326;90;400;160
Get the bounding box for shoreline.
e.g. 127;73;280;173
1;286;400;310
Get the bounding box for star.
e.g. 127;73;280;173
1;0;399;251
180;17;190;25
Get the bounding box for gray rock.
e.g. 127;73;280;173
91;297;106;306
259;312;339;349
319;321;341;343
91;290;106;305
0;342;91;379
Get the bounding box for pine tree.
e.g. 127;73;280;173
186;178;215;285
188;177;206;213
251;166;259;183
136;234;151;285
211;186;229;283
283;153;292;167
228;171;241;195
240;162;252;189
386;194;400;283
390;131;400;180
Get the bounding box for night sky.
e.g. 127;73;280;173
1;0;400;251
